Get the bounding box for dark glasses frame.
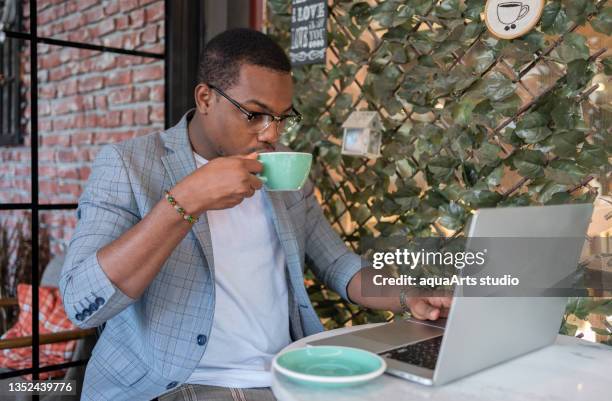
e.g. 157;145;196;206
206;83;302;133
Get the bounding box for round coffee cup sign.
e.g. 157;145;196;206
484;0;544;39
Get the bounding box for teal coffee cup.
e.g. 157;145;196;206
257;152;312;191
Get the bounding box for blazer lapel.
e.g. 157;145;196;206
265;190;324;336
160;112;215;274
263;191;304;290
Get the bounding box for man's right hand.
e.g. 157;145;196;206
172;152;264;214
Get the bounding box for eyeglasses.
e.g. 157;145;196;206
207;83;302;134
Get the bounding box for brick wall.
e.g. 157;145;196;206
0;0;165;256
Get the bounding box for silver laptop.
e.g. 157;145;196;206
308;204;593;385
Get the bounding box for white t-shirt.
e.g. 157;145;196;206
186;152;291;388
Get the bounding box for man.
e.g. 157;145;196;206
60;29;450;401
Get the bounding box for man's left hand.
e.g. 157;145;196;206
407;297;452;320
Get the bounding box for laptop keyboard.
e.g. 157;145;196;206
379;336;443;370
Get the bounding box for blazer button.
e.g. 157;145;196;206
197;334;207;346
75;313;83;321
89;303;99;312
82;309;91;318
95;297;105;306
166;381;178;390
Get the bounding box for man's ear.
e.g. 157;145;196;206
194;83;213;114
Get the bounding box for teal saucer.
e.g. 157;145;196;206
272;346;386;388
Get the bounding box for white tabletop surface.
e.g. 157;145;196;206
271;323;612;401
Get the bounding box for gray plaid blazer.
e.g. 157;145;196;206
59;110;366;401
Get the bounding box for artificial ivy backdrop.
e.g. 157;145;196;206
266;0;611;342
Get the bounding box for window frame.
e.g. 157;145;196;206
0;0;165;382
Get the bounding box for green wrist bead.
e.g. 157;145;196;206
164;190;199;224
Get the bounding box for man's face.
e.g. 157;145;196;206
194;64;294;157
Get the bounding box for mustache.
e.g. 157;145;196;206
248;144;276;153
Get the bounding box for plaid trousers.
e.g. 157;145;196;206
155;384;277;401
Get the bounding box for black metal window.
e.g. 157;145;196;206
0;0;165;388
0;0;22;146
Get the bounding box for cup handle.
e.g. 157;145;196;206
518;5;529;20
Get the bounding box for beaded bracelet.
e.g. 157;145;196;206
164;190;199;224
399;288;411;315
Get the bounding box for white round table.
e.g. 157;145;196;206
271;323;612;401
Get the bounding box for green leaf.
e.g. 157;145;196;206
436;0;463;19
424;189;448;209
566;59;593;90
395;182;421;199
551;98;580;129
382;26;410;42
461;21;483;42
372;1;414;27
563;0;596;26
499;194;531;207
462;189;502;207
522;31;546;52
514;127;551;143
483;71;515;102
394;195;420;211
396;121;413;140
349;2;373;25
550;130;585;157
452;98;477;126
538;181;569;204
320;144;342;168
556;33;590;63
396;159;415;178
410;32;434;54
577;143;608;169
541;1;570;35
351;204;371;224
486;165;504;187
464;0;484;20
472;48;496;74
515;113;552;144
441;183;464;201
428;156;458;180
389;42;409;64
491;93;521;117
345;40;371;63
438;201;467;230
368;69;397;101
462;163;479;187
513;149;546;178
475;142;502;165
603;57;612;75
333;93;353;110
591;7;612;35
377;160;397;177
520;112;549;130
545;159;588;185
329;29;349;49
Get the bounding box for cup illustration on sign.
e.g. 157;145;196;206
497;2;529;31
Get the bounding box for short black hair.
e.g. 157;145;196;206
197;28;291;90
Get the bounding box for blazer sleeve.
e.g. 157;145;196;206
59;144;139;329
302;179;368;303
